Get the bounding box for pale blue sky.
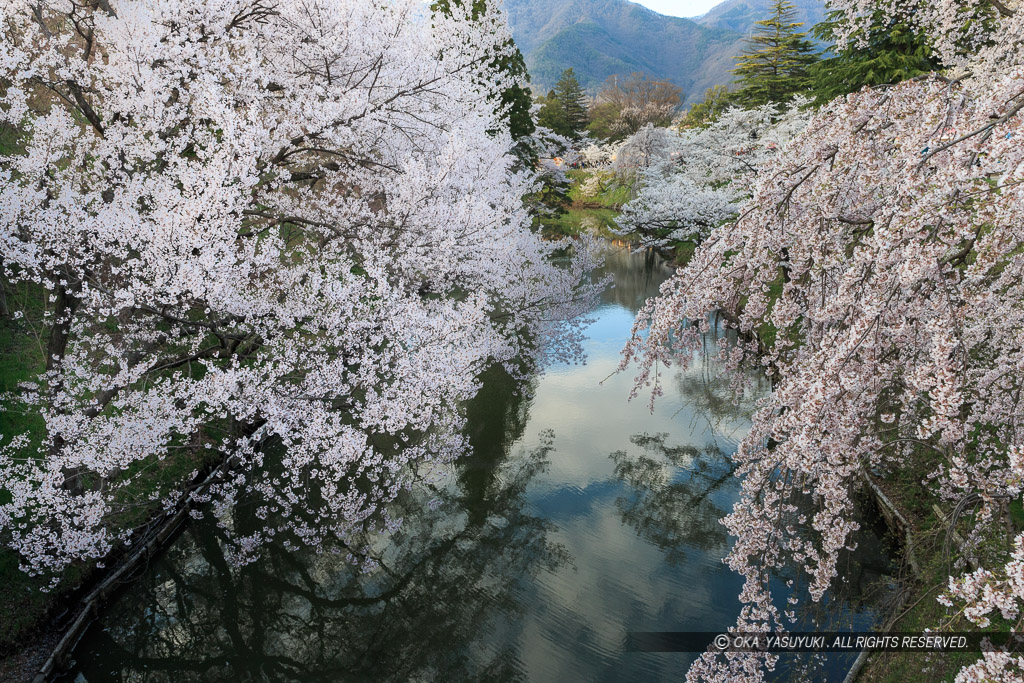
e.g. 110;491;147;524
631;0;723;17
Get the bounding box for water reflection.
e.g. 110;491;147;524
611;434;733;565
66;240;893;683
71;435;563;682
599;246;674;312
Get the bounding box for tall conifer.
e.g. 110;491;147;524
731;0;818;106
553;68;590;139
809;10;939;103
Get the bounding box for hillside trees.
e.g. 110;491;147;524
731;0;818;106
589;72;683;140
0;0;600;577
622;0;1024;680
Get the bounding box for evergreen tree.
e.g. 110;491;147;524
553;68;590;138
536;89;569;137
731;0;818;107
809;10;939;103
535;68;590;140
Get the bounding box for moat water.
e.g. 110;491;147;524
65;236;895;682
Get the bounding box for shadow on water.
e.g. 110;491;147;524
64;236;896;683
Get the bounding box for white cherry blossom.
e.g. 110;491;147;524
0;0;600;576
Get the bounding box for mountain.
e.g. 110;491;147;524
505;0;739;103
695;0;826;35
505;0;825;104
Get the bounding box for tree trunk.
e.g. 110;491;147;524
46;275;86;495
0;279;9;318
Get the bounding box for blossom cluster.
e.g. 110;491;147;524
622;1;1024;680
0;0;600;576
615;101;811;247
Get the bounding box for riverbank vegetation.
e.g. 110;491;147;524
0;0;603;666
618;1;1024;681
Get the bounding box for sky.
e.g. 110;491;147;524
631;0;723;17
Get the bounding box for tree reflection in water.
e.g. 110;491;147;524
610;427;896;681
611;434;733;565
609;330;897;678
598;247;674;312
70;367;563;683
609;428;896;600
607;321;763;566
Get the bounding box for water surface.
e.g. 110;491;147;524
66;237;894;682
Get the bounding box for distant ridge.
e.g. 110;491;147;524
695;0;826;35
505;0;826;103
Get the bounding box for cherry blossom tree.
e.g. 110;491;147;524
579;140;620;169
0;0;600;579
621;0;1024;680
616;101;811;247
611;124;676;176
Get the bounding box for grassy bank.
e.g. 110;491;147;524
565;169;634;209
854;459;1020;681
538;169;701;269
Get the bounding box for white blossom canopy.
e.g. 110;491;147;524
616;101;811;246
621;1;1024;680
0;0;600;577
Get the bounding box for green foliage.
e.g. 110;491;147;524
526;163;572;230
555;68;590;136
808;10;940;103
682;85;734;128
533;171;633;237
0;283;73;652
0;124;21;157
566;170;634;209
536;89;566;135
0;548;86;652
586;101;621;141
0;281;223;652
853;454;1005;682
537;68;589;139
496;50;538;147
731;0;818;107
